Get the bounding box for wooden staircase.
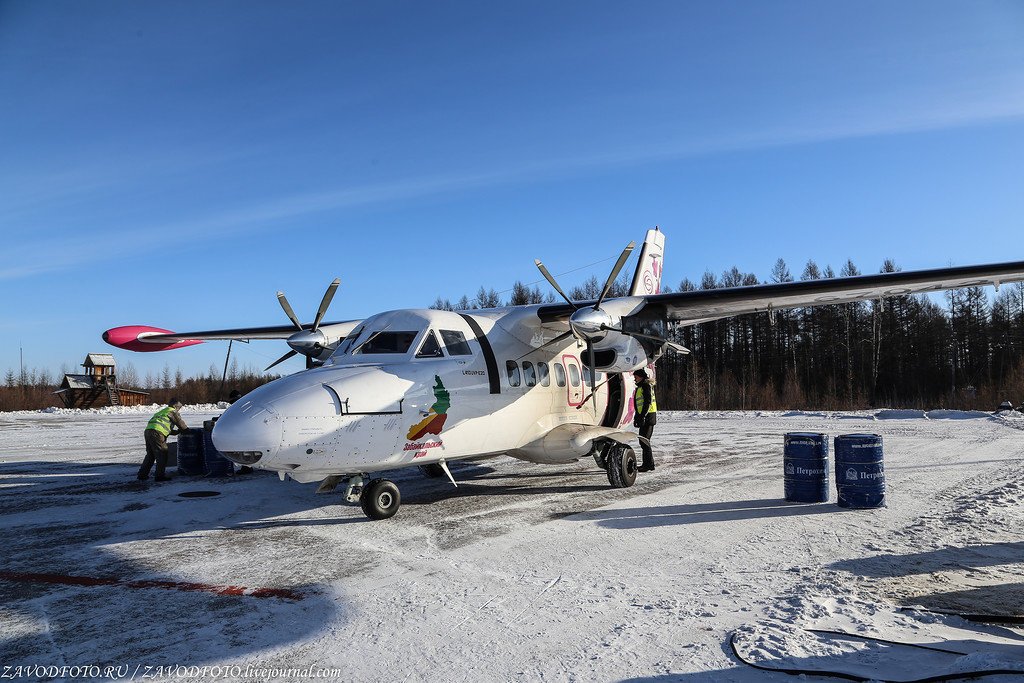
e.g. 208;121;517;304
105;380;121;406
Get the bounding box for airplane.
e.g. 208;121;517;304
104;229;1024;520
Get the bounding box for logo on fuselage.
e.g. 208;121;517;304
406;375;451;441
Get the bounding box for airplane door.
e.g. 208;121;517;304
562;354;583;407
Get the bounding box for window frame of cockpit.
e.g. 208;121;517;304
438;329;473;356
353;330;420;355
415;330;445;359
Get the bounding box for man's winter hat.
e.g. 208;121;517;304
633;369;648;379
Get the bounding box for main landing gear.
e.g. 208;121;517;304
344;474;402;520
594;442;638;489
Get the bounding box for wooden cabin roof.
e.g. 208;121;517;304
61;374;96;390
84;353;116;368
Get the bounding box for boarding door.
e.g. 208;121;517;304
562;354;584;407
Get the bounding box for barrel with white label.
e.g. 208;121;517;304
834;433;885;508
784;433;829;503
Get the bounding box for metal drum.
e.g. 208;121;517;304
176;428;205;476
834;433;886;508
783;432;829;503
202;421;234;477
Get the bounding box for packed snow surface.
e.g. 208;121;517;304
1;408;1023;681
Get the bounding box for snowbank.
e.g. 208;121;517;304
3;403;225;417
876;409;927;420
925;409;994;420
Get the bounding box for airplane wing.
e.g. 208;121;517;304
537;260;1024;327
120;322;358;343
103;320;361;353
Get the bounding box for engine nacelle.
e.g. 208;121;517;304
587;332;650;372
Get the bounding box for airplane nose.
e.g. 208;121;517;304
212;400;283;465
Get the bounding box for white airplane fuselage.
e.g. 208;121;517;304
212;306;644;484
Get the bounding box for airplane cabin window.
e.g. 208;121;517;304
568;363;581;387
416;330;444;358
506;360;521;387
554;362;566;387
537;362;550;387
523;361;536;387
356;331;419;354
439;329;472;355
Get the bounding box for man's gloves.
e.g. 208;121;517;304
633;415;642;429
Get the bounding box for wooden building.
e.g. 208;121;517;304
55;354;150;408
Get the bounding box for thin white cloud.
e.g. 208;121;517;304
3;79;1023;282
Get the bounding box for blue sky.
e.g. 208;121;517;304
2;0;1023;379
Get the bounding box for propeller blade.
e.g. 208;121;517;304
602;325;691;354
535;259;578;310
595;241;636;309
587;340;597;392
312;278;340;332
515;330;575;361
265;349;298;371
277;292;304;331
576;339;598;411
576;377;612;410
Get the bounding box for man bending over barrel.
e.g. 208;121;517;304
137;398;187;482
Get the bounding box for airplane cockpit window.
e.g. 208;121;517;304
439;329;472;355
523;361;537;387
356;331;419;354
336;326;365;356
506;360;521;387
537;362;550;387
416;330;444;358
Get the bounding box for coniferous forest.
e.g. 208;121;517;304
658;260;1024;411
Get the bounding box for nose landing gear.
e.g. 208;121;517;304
343;474;402;520
361;479;401;520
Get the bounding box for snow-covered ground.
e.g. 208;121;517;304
1;407;1023;682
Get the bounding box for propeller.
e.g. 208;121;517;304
264;278;341;371
600;325;691;355
534;242;636;398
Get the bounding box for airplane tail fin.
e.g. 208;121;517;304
629;227;666;296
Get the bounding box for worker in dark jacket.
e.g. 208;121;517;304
633;369;657;472
138;398;188;482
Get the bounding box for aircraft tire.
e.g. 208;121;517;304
360;479;401;520
606;445;637;488
593;442;612;470
419;464;446;478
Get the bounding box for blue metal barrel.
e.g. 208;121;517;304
834;433;886;508
175;428;205;476
783;432;829;503
202;420;234;477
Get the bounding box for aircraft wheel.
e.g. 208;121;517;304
419;464;446;478
360;479;401;520
593;443;612;470
606;445;637;488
